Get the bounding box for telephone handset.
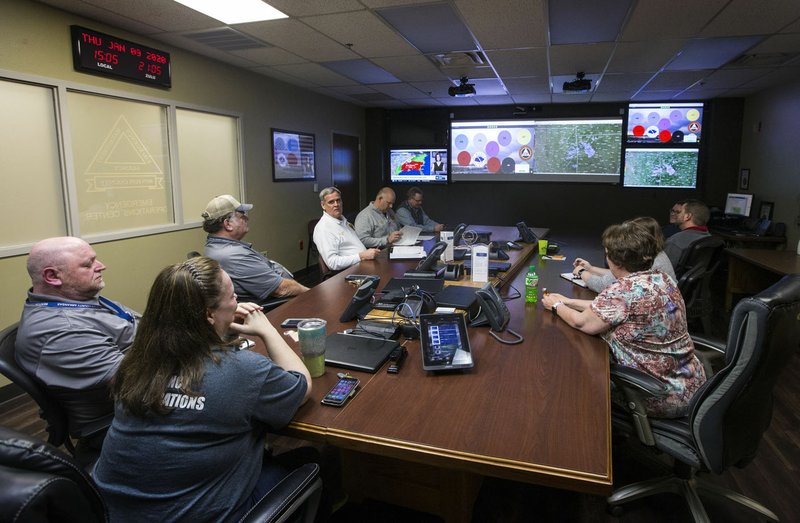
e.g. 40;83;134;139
471;283;524;345
339;276;380;322
516;221;538;244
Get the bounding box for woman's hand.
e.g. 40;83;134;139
234;302;263;323
228;308;274;338
542;292;567;311
572;258;592;276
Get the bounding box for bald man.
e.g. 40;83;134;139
15;236;138;450
354;187;402;248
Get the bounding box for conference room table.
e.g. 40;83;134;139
725;247;800;310
263;226;611;521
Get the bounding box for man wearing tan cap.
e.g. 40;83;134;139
202;195;308;303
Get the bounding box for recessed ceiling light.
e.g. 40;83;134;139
173;0;288;24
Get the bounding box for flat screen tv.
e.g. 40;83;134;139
724;193;753;217
450;118;623;183
623;148;699;188
626;102;704;145
389;148;448;184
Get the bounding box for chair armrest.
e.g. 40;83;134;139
610;363;669;397
239;463;322;523
690;334;725;354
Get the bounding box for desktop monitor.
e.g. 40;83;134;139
389;148;448;183
724;193;753;217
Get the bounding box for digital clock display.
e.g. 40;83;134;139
70;26;171;88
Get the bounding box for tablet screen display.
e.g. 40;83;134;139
420;313;474;371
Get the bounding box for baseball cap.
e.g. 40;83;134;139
202;195;253;220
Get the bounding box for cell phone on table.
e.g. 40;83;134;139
280;318;305;328
320;376;360;407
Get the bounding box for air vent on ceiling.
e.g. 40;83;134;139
729;52;800;67
432;51;486;68
183;28;270;51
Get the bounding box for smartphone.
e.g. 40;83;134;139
320;376;360;407
280;318;305;328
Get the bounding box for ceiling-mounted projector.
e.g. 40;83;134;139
448;76;476;97
562;71;592;92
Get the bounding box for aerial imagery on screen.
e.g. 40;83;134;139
623;148;699;188
450;118;622;182
626;102;704;145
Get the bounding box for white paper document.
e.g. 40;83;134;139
560;273;587;287
390;245;426;259
393;225;423;246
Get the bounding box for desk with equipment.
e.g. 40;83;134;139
264;227;610;521
725;248;800;309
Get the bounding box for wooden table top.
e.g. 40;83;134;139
726;248;800;275
264;227;613;494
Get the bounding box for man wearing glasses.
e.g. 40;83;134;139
203;195;308;302
662;200;686;239
395;186;444;233
663;199;711;268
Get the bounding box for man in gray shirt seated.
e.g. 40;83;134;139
395;186;444;233
202;194;308;303
15;236;139;455
354;187;402;248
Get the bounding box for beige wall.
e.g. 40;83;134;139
0;0;365;386
738;81;800;251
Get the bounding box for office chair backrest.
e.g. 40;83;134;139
0;324;73;453
690;273;800;474
674;234;725;279
0;425;108;522
187;251;202;259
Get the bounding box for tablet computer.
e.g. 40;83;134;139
420;313;474;371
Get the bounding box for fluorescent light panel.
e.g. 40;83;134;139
173;0;287;24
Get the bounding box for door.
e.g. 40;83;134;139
332;132;360;218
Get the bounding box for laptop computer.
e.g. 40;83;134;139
324;332;399;373
435;285;480;310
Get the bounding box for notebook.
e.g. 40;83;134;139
324;333;399;373
560;272;587;287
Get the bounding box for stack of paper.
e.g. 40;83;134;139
393;225;423;246
390;245;426;259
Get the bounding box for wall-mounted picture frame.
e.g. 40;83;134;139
271;128;316;182
738;168;750;191
759;201;774;221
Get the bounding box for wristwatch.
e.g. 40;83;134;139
552;301;563;316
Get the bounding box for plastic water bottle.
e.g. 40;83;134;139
525;265;538;303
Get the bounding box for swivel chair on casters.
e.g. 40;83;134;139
607;274;800;522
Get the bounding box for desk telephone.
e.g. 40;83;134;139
471;283;524;345
516;221;538;243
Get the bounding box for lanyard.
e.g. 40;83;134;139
31;296;135;323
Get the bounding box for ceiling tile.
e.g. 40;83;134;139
549;0;634;45
549;43;615;76
485;48;548;78
376;3;476;54
454;0;547;49
621;0;727;41
370;83;429;99
606;41;685;73
700;0;800;37
700;68;774;90
230;46;306;66
321;59;400;84
264;0;365;17
749;34;800;54
645;71;709;90
302;11;419;58
82;0;221;32
371;55;448;82
666;37;765;71
271;63;358;87
595;73;655;92
236;19;358;62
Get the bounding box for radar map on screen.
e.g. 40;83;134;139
626;102;704;145
623;148;699;188
450;118;622;182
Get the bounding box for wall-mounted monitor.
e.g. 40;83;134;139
450;118;623;183
623;148;699;188
626;102;704;145
724;193;753;217
389;148;448;184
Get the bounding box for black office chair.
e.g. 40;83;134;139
0;323;75;455
607;273;800;522
0;425;323;523
317;255;339;283
675;235;726;334
306;218;320;271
